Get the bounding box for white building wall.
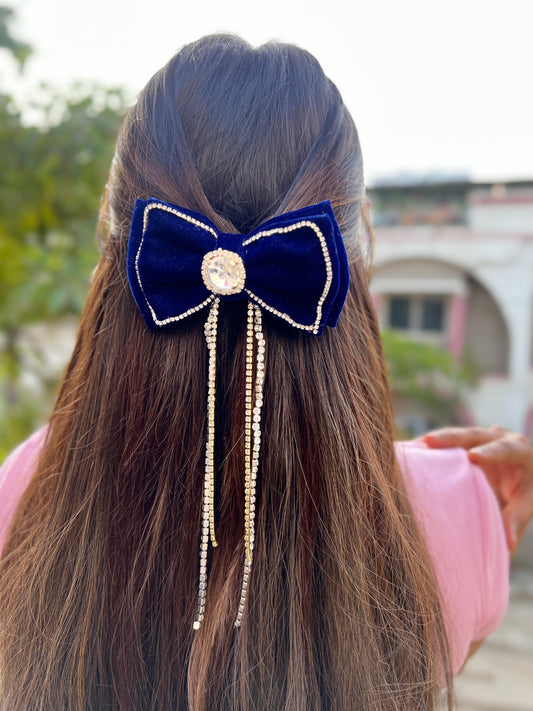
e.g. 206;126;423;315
469;203;533;232
371;225;533;434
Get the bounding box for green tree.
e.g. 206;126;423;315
0;8;125;458
0;86;125;326
0;5;32;67
381;329;476;437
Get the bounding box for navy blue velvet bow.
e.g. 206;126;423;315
127;198;350;336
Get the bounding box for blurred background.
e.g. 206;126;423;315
1;1;532;707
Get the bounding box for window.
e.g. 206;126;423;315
389;297;410;329
387;295;446;334
421;298;444;331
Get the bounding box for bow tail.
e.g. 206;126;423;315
235;302;265;627
193;300;265;631
193;298;220;630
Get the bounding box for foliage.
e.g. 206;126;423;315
0;8;126;459
0;5;32;68
0;86;125;328
381;329;477;435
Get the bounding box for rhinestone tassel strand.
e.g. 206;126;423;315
193;297;220;630
193;300;265;631
235;303;265;628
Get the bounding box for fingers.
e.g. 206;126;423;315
502;492;533;555
423;425;507;450
467;432;532;467
501;515;517;554
423;426;533;556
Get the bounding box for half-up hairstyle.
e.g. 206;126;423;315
0;34;451;710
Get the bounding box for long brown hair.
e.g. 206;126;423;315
0;35;451;710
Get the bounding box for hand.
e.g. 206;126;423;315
422;426;533;555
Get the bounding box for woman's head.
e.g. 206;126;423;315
0;35;451;711
107;34;370;264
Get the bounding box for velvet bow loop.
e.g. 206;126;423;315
127;198;349;336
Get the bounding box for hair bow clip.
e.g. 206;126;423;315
127;198;349;629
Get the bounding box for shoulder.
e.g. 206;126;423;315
0;427;48;550
395;440;509;673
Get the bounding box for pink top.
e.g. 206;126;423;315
396;440;509;672
0;430;509;674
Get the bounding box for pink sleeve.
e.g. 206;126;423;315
396;441;509;674
0;428;47;551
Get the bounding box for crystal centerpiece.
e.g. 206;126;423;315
201;249;246;295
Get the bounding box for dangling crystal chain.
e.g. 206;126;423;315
206;300;219;549
194;297;220;630
244;303;254;562
194;299;265;630
235;304;265;627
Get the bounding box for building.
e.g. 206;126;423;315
369;179;533;435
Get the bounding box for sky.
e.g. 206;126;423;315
4;0;533;185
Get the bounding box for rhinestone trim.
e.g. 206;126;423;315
193;298;220;630
234;303;265;628
135;209;333;332
243;220;333;335
142;202;218;239
135;202;217;326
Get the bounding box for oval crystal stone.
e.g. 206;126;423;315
201;249;246;295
